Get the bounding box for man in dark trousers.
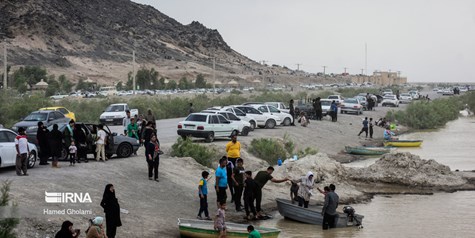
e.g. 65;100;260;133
232;158;245;212
369;118;374;139
322;184;339;230
243;171;258;220
254;167;289;218
358;117;369;138
315;97;323;121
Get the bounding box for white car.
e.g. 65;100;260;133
0;129;37;168
409;91;420;100
207;106;257;130
99;103;139;125
381;95;400;107
234;106;281;129
177;113;240;143
249;104;293;126
201;110;251;136
320;99;336;116
327;95;344;105
340;98;363;115
399;93;413;104
265;102;290;114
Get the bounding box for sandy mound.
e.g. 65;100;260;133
348;152;467;187
260;153;365;205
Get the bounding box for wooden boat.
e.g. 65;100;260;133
345;146;390;155
276;198;363;227
178;218;281;238
383;140;423;147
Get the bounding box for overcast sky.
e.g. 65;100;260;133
133;0;475;82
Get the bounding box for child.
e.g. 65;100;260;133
290;181;299;204
197;171;212;220
214;202;226;238
247;225;262;238
243;171;257;220
68;141;77;166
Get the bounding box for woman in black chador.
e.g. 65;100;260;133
100;184;122;238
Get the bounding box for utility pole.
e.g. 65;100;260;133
0;33;6;90
213;56;216;94
322;66;327;76
296;63;302;71
365;43;368;78
343;67;348;74
361;69;364;75
132;50;136;94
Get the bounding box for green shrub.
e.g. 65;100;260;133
248;138;287;165
283;133;295;155
386;97;462;129
297;147;318;158
0;180;19;238
0;90;51;127
170;137;219;167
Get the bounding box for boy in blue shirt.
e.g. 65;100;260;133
197;171;212;220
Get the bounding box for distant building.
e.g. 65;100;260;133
351;71;407;86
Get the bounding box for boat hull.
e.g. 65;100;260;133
275;198;363;227
383;140;423;147
345;146;390;155
178;218;280;238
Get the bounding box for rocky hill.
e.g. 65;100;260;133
0;0;316;85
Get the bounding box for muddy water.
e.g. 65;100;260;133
259;118;475;237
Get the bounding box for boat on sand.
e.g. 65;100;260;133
178;218;281;238
276;198;364;227
383;140;423;147
345;146;391;155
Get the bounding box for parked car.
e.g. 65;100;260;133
177;113;240;143
399;93;413;104
320;99;336;116
99;103;139;125
201;110;251;136
327;95;344;105
355;96;368;110
248;104;293;126
208;106;257;130
294;103;316;119
36;122;140;159
0;128;37;168
234;106;281;129
381;95;400;107
39;106;76;121
264;102;290;113
340;98;363;115
11;110;70;134
409;90;420;100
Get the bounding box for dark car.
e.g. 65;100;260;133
28;122;140;159
11;110;70;134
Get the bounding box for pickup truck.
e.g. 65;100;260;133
100;103;138;125
327;95;344;105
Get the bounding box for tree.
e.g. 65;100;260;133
45;79;60;96
12;66;47;90
178;77;190;90
158;77;166;90
135;68;159;90
195;74;207;88
58;75;73;93
0;181;19;238
166;80;177;90
116;81;124;91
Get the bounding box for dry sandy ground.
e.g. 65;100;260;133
1;91;455;237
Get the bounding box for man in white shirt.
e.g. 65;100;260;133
123;110;131;135
15;127;30;176
96;124;107;162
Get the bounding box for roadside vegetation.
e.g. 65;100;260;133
249;134;318;165
170;137;219;167
0;180;19;238
386;96;463;129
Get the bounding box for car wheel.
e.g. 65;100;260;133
241;127;250;136
265;119;276;129
106;153;113;159
283;117;291;126
341;110;345;114
205;132;215;143
117;143;133;158
27;151;37;169
249;121;256;131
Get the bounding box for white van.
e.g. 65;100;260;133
99;86;117;96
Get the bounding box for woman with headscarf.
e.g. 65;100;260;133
100;184;122;238
55;220;79;238
36;121;50;165
86;216;107;238
49;124;63;168
73;124;88;163
293;171;315;208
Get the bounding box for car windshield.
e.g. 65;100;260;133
328;96;339;99
384;96;395;99
185;114;207;122
24;113;47;121
105;105;125;112
401;93;411;96
344;99;357;104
